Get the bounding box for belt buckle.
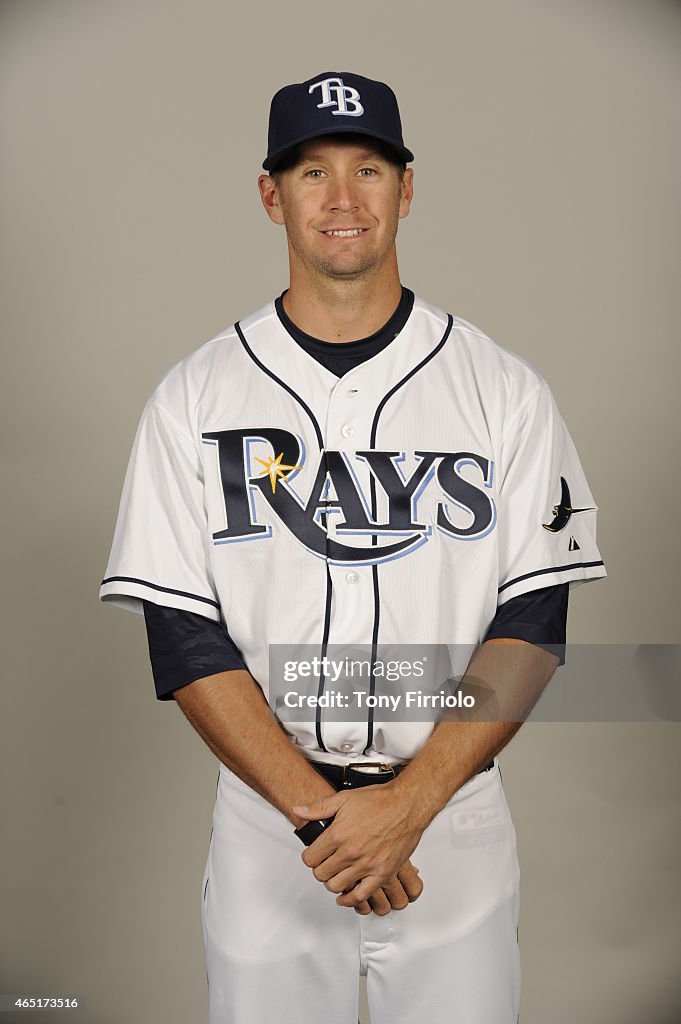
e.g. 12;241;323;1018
350;762;397;778
338;761;400;788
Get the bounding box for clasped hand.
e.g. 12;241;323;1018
292;783;425;915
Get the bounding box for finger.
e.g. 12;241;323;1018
308;848;354;880
350;881;404;915
323;864;369;895
396;863;424;902
336;875;383;908
367;888;392;916
379;876;410;911
324;858;412;898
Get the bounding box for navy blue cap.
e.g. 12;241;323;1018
263;72;414;172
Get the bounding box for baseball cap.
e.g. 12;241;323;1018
263;71;414;172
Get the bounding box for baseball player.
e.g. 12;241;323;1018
99;71;606;1024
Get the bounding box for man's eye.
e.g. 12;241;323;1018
305;169;324;178
359;168;377;176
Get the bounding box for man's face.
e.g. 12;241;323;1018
259;138;413;282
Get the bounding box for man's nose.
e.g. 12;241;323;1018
327;176;359;211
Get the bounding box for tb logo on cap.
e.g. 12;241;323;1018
308;77;364;117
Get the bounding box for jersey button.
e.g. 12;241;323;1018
340;742;354;752
345;571;359;585
341;423;354;438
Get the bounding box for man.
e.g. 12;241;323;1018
100;71;606;1024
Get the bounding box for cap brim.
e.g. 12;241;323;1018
263;125;414;171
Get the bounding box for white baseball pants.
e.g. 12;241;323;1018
200;760;520;1024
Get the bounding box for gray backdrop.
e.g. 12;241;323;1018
1;1;679;1022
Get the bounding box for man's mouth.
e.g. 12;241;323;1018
320;228;368;237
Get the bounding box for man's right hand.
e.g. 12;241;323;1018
353;859;423;916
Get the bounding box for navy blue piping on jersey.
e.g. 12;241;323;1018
235;320;333;752
235;322;324;449
498;560;605;594
100;575;221;610
363;314;455;755
316;450;335;750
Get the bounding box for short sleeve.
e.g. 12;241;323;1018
99;396;221;621
496;381;607;605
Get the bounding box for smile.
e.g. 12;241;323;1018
321;228;368;237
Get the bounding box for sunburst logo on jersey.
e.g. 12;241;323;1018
254;452;303;494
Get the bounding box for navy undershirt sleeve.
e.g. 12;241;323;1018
142;600;247;701
483;583;569;665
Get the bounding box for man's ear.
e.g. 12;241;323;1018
398;167;414;220
258;174;286;226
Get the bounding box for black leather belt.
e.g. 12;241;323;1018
310;759;495;790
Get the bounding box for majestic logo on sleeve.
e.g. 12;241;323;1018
202;427;496;566
542;476;596;533
309;77;364;117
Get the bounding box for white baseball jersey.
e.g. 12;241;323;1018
100;294;606;761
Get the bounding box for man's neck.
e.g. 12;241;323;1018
282;269;404;343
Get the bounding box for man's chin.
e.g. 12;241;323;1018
315;256;380;280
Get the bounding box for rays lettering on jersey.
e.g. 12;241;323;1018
308;77;364;117
202;427;496;566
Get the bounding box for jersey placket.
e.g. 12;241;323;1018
319;372;379;757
